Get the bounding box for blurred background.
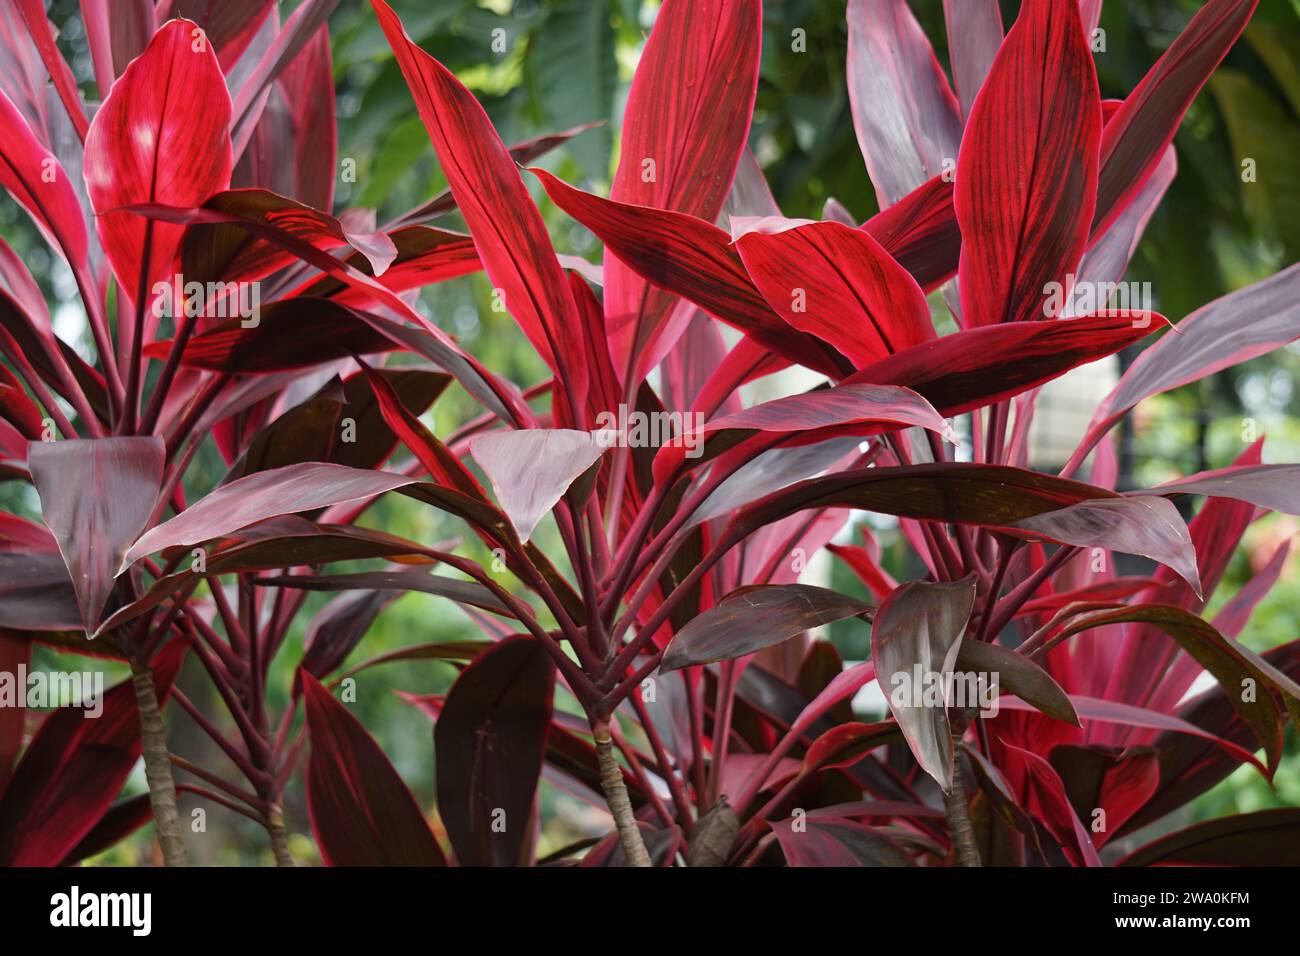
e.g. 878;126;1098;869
1;0;1296;863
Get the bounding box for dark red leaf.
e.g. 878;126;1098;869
301;670;445;866
434;636;555;866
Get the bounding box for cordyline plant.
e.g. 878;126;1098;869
1;0;1298;869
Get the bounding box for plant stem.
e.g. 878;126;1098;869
944;740;981;867
130;657;188;867
592;716;652;867
266;802;295;867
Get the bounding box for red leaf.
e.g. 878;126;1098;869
372;0;588;415
0;634;28;794
735;221;936;366
532;168;850;378
605;0;761;384
1048;745;1159;847
435;636;555;866
955;0;1101;326
999;742;1102;866
0;642;184;866
0;89;88;266
84;19;233;300
29;437;165;633
154;298;397;372
843;311;1165;417
272;25;336;211
301;670;445;866
182;188;396;287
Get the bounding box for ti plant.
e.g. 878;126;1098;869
1;0;1298;868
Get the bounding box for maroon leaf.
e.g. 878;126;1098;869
661;585;873;672
29;437;164;633
1012;495;1200;595
1118;809;1300;867
654;381;945;485
0;553;82;632
844;311;1165;417
1039;605;1299;771
435;636;555;866
153;298;397;373
955;0;1101;326
180;188;396;287
955;639;1078;727
301;670;445;866
721;463;1121;552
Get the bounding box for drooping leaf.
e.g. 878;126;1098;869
1077;264;1299;461
872;577;976;791
29;437;164;633
955;639;1078;727
121;463;417;570
1012;496;1200;596
1119;808;1300;867
468;430;607;542
843;311;1164;418
1153;464;1300;516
